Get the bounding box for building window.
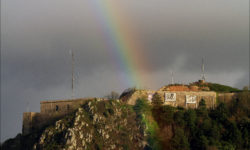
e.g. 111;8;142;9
55;105;59;111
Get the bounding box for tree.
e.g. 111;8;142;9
223;121;242;148
152;105;176;127
197;99;208;119
201;119;212;136
198;99;206;109
174;110;185;127
133;98;151;114
152;92;163;106
238;118;250;149
106;91;120;100
171;128;190;150
219;141;235;150
184;109;197;131
210;103;229;124
199;135;209;150
237;90;250;117
162;105;175;125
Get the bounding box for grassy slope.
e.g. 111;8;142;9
206;83;241;93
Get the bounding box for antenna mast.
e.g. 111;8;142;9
201;58;206;81
70;50;75;99
171;70;174;85
26;101;29;112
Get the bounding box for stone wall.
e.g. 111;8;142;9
125;90;216;109
40;98;94;113
161;91;216;109
218;93;238;104
125;90;154;105
22;112;39;135
22;98;98;135
23;92;235;135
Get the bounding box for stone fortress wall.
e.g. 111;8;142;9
22;98;98;135
123;90;217;109
217;93;238;104
23;83;239;135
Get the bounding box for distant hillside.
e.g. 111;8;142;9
191;81;241;92
206;83;241;92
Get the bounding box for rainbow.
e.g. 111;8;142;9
89;0;149;88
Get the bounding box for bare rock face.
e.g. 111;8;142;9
33;99;146;150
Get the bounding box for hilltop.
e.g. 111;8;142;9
160;81;241;93
1;82;249;150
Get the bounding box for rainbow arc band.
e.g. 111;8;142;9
90;0;149;88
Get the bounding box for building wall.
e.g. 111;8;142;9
22;98;97;135
40;98;93;113
160;91;216;109
125;90;216;108
218;93;238;104
125;90;154;105
23;92;234;135
22;112;39;135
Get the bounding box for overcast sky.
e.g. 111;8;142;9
1;0;249;142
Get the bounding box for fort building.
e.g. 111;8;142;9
120;84;216;109
22;81;239;135
22;98;99;135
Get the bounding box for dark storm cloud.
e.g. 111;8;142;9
127;0;249;73
1;0;249;142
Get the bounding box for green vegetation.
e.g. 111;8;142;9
1;90;249;150
135;91;249;150
171;128;190;150
206;83;240;92
133;98;161;150
190;81;241;92
105;91;120;100
151;92;163;106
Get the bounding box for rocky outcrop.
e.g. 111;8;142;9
33;99;146;150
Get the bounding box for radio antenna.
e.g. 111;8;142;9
171;70;174;85
70;50;75;99
26;101;30;112
201;57;206;81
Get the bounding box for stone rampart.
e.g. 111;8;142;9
161;91;216;109
40;98;93;113
22;98;97;135
125;90;154;105
22;112;39;135
22;92;236;135
125;90;216;109
218;93;238;104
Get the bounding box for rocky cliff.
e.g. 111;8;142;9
1;99;148;150
33;99;146;150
